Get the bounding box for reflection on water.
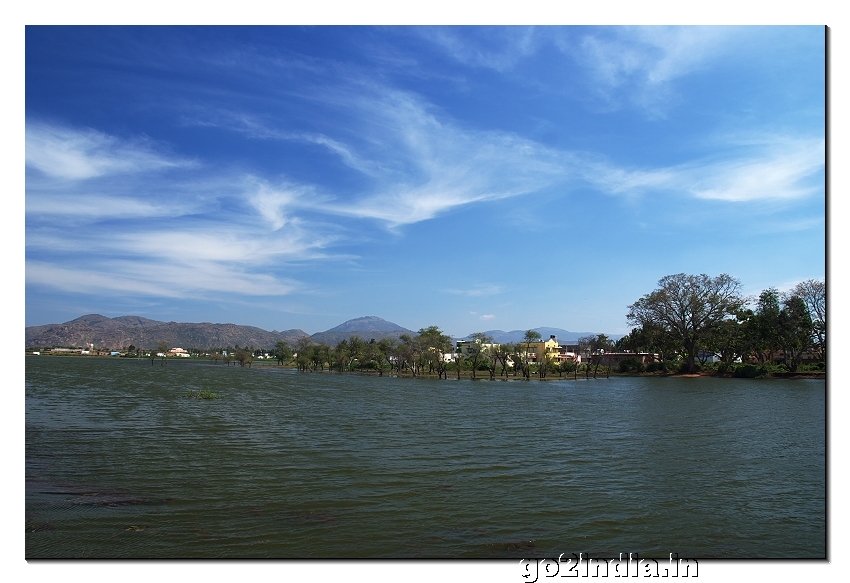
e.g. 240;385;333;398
26;357;825;558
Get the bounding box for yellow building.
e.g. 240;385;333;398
520;335;560;362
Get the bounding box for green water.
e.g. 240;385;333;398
25;356;825;558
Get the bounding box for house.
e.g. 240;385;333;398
519;335;561;363
557;345;582;364
168;347;191;358
455;340;500;357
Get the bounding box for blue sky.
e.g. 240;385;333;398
24;25;825;337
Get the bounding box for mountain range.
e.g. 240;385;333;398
466;328;618;344
25;314;618;350
25;314;414;350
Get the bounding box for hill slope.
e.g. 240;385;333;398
26;314;308;350
309;316;414;345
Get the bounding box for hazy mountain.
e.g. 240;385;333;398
459;328;623;344
25;314;308;350
309;316;414;346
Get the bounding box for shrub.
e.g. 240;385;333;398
678;361;700;374
618;357;645;373
732;364;760;378
645;361;667;373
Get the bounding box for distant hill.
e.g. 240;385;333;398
25;314;620;351
460;327;623;344
25;314;308;350
309;316;414;346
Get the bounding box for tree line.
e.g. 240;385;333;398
621;274;825;374
122;273;826;378
266;327;587;380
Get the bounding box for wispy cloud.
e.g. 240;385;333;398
444;284;504;297
585;136;824;202
191;87;569;227
26;260;299;298
569;26;752;115
480;314;496;321
304;89;567;225
25;122;342;300
26;121;193;180
417;26;539;72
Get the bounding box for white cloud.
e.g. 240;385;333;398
312;90;567;225
571;26;751;115
586;136;824;203
689;139;825;202
444;284;504;297
26;121;192;180
26;259;299;298
248;181;306;230
480;314;495;321
117;225;337;264
25;194;170;219
418;26;539;72
188;93;567;228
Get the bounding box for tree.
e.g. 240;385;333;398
627;273;744;373
376;338;396;376
465;332;493;380
616;324;661;355
332;340;350;372
347;336;366;371
515;330;540;380
788;279;825;363
275;341;292;365
398;334;422;376
417;326;453;379
494;342;515;378
235;348;253;367
778;294;814;371
702;311;753;368
307;343;330;371
755;288;782;365
538;352;556;379
295;337;314;371
156;341;168;366
482;343;500;380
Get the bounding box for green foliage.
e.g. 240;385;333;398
677;361;700;374
618;357;645;373
523;330;542;343
645;361;668;373
732;364;761;378
274;341;293;365
628;273;744;373
234;348;253;367
188;390;219;399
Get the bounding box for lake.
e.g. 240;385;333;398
25;356;825;558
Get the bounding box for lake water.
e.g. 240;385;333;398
25;356;825;558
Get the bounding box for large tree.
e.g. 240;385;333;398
627;273;744;373
788;279;825;362
778;294;814;371
417;326;453;378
